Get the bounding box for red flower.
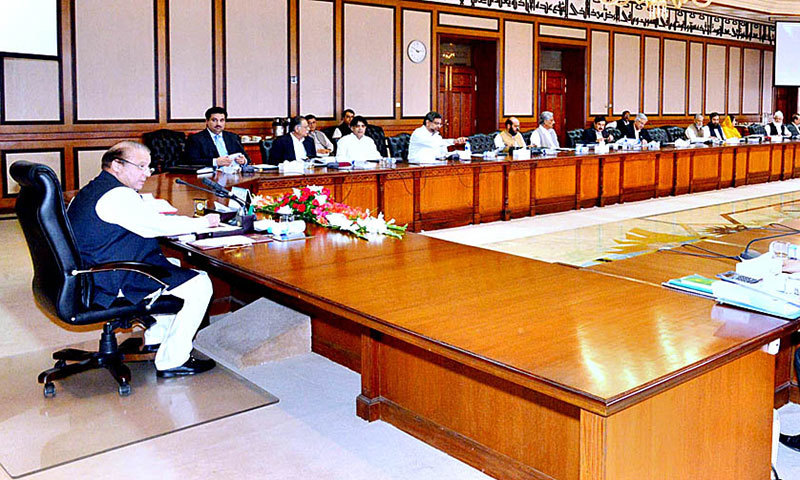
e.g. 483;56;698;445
312;199;319;207
296;203;307;213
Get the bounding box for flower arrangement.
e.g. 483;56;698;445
253;185;407;240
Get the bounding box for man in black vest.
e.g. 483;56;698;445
68;141;218;377
182;106;249;167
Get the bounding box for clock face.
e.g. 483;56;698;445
407;40;427;64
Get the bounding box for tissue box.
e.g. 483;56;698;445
512;148;531;160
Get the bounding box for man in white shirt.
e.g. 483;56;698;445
767;111;790;136
529;111;560;149
336;116;381;161
702;112;726;141
408;111;466;163
494;117;526;152
305;114;334;155
68;141;219;377
685;114;709;141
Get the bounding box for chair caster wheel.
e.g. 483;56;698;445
54;359;66;368
118;383;131;397
43;382;56;398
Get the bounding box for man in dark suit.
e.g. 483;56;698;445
182;106;249;167
268;116;317;165
623;113;652;143
582;116;614;144
787;114;800;137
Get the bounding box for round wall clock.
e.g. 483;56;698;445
407;40;427;64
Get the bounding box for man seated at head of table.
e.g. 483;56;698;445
407;111;467;163
702;112;727;141
767;111;790;137
623;113;652;143
305;114;334;156
788;114;800;137
685;113;709;141
331;109;355;140
494;116;526;152
529;111;560;149
335;116;381;162
581;115;615;144
182;106;249;168
268;116;317;165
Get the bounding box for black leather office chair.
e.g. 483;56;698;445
749;124;767;136
259;139;273;164
566;129;583;148
605;127;622;141
11;161;184;397
142;129;187;173
663;126;687;142
647;127;669;144
468;133;494;154
366;125;389;157
521;130;533;145
387;133;410;161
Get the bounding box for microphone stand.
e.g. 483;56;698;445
175;178;254;232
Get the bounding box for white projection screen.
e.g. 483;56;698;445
0;0;58;56
775;22;800;87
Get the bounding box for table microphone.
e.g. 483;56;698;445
739;228;800;260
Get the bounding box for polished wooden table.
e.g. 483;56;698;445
152;173;790;480
229;139;800;232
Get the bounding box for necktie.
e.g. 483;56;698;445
214;134;228;157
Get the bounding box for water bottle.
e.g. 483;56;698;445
464;141;471;156
770;241;798;259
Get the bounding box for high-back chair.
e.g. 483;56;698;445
142;129;187;173
11;161;184;397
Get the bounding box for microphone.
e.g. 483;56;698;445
739;226;800;260
201;177;229;195
176;178;246;209
175;178;222;197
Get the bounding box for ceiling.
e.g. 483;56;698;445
686;1;800;23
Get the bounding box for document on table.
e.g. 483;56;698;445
188;235;254;250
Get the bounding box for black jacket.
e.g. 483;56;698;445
623;124;652;142
268;134;317;165
182;130;248;166
582;128;613;144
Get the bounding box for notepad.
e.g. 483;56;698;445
662;274;715;298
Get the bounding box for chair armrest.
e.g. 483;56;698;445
71;261;171;287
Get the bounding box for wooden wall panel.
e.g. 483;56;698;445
3;151;62;196
76;149;105;188
503;21;534;117
688;42;704;115
662;40;686;115
300;0;335;118
2;58;60;122
727;47;741;115
742;48;761;115
344;4;394;117
225;0;288;119
705;44;726;114
643;37;660;115
402;9;431;118
438;12;497;30
612;34;640;116
590;31;609;116
763;51;774;115
167;0;213;121
74;0;156;121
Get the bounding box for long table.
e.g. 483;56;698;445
148;173;795;479
236;140;800;232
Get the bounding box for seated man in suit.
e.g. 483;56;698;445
702;112;726;141
788;114;800;137
529;111;560;149
582;116;614;144
624;113;651;143
305;114;334;155
183;106;249;168
685;114;709;141
336;116;381;161
494;117;526;152
767;111;790;136
332;109;355;140
68;141;218;377
268;116;316;165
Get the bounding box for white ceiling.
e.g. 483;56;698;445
687;0;800;23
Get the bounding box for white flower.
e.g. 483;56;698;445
362;216;388;234
314;194;328;206
292;187;301;197
276;205;293;215
326;213;352;230
308;185;324;193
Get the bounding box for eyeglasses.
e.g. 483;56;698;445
115;157;154;174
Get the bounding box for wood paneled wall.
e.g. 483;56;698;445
0;0;776;210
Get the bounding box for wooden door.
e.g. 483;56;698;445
539;70;567;146
774;86;798;118
438;65;477;138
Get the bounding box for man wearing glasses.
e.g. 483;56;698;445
268;116;317;165
67;141;219;378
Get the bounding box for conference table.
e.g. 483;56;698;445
143;170;798;480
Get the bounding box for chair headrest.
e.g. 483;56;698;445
10;160;59;190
